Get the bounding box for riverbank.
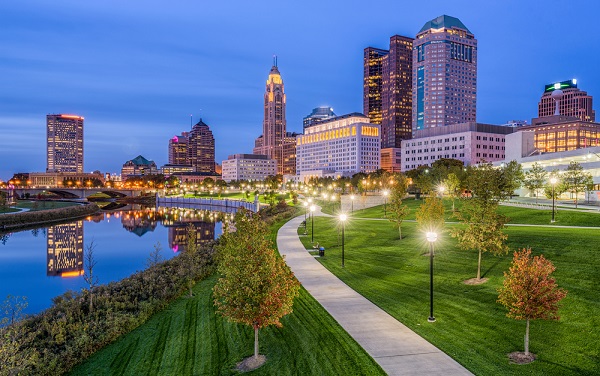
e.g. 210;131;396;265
0;202;100;231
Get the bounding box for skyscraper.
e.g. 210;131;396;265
46;114;84;173
188;119;215;173
168;132;190;165
254;60;294;175
303;106;336;129
538;79;595;122
47;221;83;277
413;15;477;131
363;47;388;125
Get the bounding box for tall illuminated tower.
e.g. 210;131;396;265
254;58;288;175
413;15;477;130
47;221;84;277
46;114;84;173
188;119;215;173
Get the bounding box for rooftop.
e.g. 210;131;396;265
419;15;471;34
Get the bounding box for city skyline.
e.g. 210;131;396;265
1;0;598;179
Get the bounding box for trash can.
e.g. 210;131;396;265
319;247;325;257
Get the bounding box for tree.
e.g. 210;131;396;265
0;295;28;327
443;172;461;211
415;197;445;234
499;160;524;200
523;162;548;204
83;241;99;313
184;224;198;297
146;241;164;268
497;249;567;357
213;210;300;365
387;177;410;240
562;161;593;208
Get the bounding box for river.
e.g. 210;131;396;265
0;205;227;315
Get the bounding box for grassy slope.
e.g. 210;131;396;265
71;211;383;376
299;211;599;376
15;200;80;211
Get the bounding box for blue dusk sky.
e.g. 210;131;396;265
1;0;598;180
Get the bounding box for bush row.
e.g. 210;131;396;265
0;242;216;375
0;203;100;229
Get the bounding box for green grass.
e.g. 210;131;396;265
15;200;80;211
349;198;600;227
299;215;600;376
71;210;383;375
180;192;297;206
0;207;20;214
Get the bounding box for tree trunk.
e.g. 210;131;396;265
524;319;530;355
575;193;578;208
452;200;455;212
477;249;482;280
89;290;93;313
254;325;259;359
535;191;538;204
398;225;402;240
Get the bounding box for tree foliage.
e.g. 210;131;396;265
387;178;410;240
523;162;548;204
562;161;593;208
497;249;567;355
443;172;462;211
83;241;99;313
415;197;445;234
499;160;524;199
213;210;300;360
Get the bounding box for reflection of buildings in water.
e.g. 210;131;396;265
168;221;215;252
47;221;84;277
121;212;158;237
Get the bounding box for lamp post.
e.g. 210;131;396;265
426;231;438;323
340;214;347;267
350;194;355;213
383;190;389;217
303;202;309;235
438;185;445;198
310;205;316;243
550;177;557;223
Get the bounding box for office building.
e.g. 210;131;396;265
538;79;595;122
46;114;84;173
401;122;513;171
188;119;215;173
168;132;190;165
221;154;277;182
519;119;600;154
413;15;477;130
121;155;158;179
303;107;337;129
363;47;388;125
254;60;295;175
296;113;380;181
47;221;84;277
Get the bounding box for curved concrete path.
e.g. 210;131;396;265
277;209;472;376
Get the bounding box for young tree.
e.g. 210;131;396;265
562;161;593;208
499;160;524;200
146;241;164;268
387;179;410;240
184;224;198;297
497;249;567;357
415;197;445;234
213;210;300;366
83;241;99;313
523;162;548;204
0;295;28;327
443;172;461;211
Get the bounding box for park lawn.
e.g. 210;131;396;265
0;207;20;214
299;217;599;376
15;200;80;211
182;192;297;206
349;198;600;227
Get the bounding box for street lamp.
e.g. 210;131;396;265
310;205;316;243
303;202;308;234
550;177;557;223
340;214;347;267
383;190;389;217
438;185;445;198
426;231;438;323
350;194;355;213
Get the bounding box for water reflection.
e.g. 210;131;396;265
47;221;84;277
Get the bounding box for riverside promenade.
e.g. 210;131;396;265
277;208;472;376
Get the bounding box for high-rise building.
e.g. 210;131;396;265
303;107;337;129
221;154;277;182
188;119;215;173
538;79;595;122
47;221;83;277
121;155;158;179
46;114;84;173
254;60;295;175
363;47;388;125
413;15;477;131
168;132;190;165
381;35;413;148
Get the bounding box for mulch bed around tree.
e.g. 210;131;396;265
508;351;536;364
236;355;266;372
463;277;488;285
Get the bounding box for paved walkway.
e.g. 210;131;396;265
277;208;472;376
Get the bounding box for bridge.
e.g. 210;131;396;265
3;188;147;199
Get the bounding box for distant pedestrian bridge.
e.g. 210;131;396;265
8;188;145;199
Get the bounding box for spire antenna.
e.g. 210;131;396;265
273;54;277;67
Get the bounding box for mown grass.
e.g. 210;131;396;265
15;200;80;211
181;191;297;206
349;197;600;227
71;208;383;376
299;213;600;376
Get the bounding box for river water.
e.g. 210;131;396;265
0;205;226;315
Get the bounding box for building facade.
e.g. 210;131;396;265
363;47;388;125
121;155;158;179
47;221;83;277
221;154;277;182
188;120;215;173
412;15;477;131
168;132;190;165
519;119;600;154
401;122;513;171
46;114;84;173
296;113;380;181
538;79;595;122
380;147;403;173
303;107;337;129
253;61;290;175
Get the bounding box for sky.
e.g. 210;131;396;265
1;0;598;180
